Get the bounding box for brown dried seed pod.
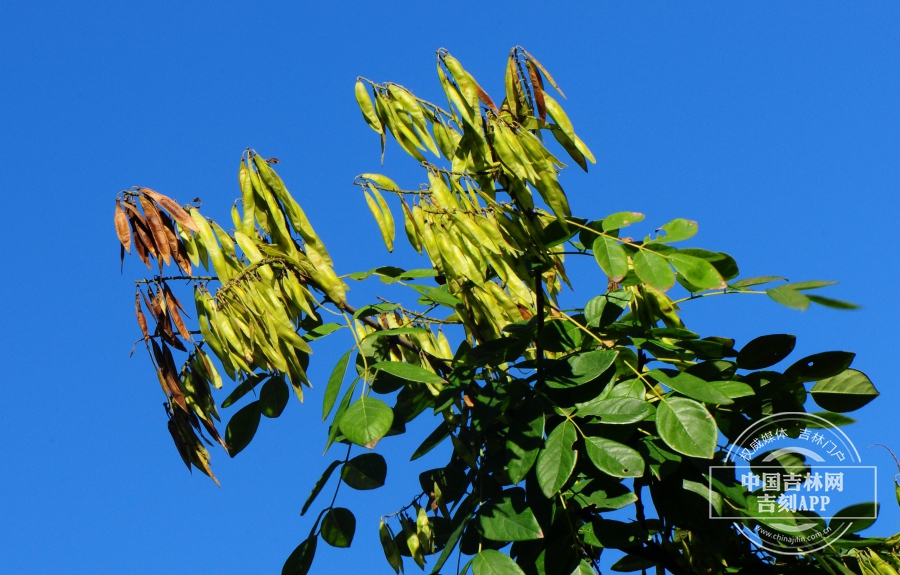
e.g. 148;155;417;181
138;194;171;265
135;291;149;340
114;200;131;253
137;187;199;232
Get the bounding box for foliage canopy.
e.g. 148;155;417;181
114;47;900;574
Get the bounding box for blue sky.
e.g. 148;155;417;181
1;2;898;573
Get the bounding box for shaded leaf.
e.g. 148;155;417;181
784;351;855;382
342;453;387;490
321;508;356;548
810;369;878;412
300;460;342;516
736;334;796;370
225;401;261;457
260;375;289;418
282;534;317;575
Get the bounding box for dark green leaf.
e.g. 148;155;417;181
766;286;810;310
339;397;395;448
571;560;595;575
506;399;544;483
633;249;674;291
546;350;618;388
602;211;644;231
610;554;656;572
282;534;317;575
478;488;544;541
592;236;628;282
648;369;733;404
411;422;451;461
576;397;653;424
806;412;856;427
783;280;838;291
372;361;445;385
730;276;786;289
807;295;860;310
784;351;856;382
260;375;289;418
657;397;717;458
736;334;796;370
584;436;644;478
667;253;725;290
225;401;261;457
341;453;387;490
321;508;356;548
300;460;342;516
658;218;697;242
578;220;605;248
472;550;526;575
538;319;583;353
536;420;577;497
323;350;353;421
810;369;878;412
829;502;878;534
221;373;267;408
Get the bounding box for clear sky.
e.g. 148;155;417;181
1;2;898;574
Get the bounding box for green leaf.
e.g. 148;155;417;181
736;334;796;370
766;286;810;310
584;290;632;328
300;460;342;516
584;436;645;478
648;369;733;405
478;488;544;541
282;534;317;575
302;322;343;342
656;397;717;458
546;350;618;388
715;380;755;399
408;284;463;308
730;276;786;289
784;351;856;382
472;550;527;575
576;397;653;424
259;375;289;418
225;401;261;457
633;249;675;291
807;295;860;310
570;560;594;575
372;361;445;385
783;280;838;290
667;253;725;290
610;554;656;572
321;508;356;548
506;399;544;484
379;520;402;574
221;373;267;408
323;350;353;421
658;218;698;242
807;411;856;427
339;397;395;448
830;502;879;534
810;369;879;412
592;236;629;282
411;422;451;461
341;453;387;490
678;248;739;282
602;212;644;232
536;420;577;497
